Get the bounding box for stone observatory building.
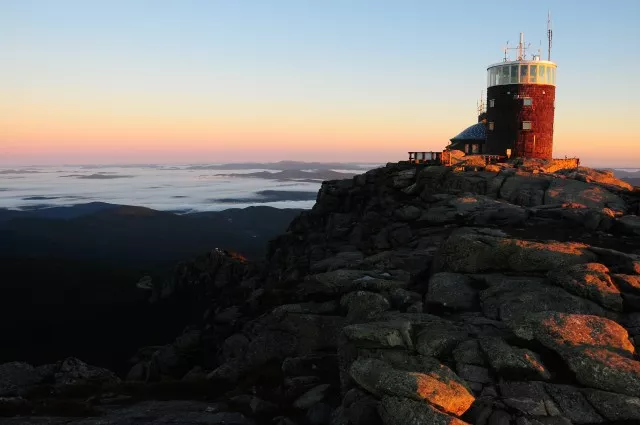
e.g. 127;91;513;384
415;21;561;165
484;32;557;159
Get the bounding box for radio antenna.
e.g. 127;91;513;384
547;11;553;61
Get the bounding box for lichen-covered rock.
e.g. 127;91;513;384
617;215;640;236
479;276;605;322
545;178;627;213
301;270;408;296
251;313;345;358
499;173;550;206
310;251;364;273
211;313;345;383
426;273;478;310
341;291;390;321
612;274;640;295
456;364;492;385
12;162;640;424
342;388;382;425
588;246;640;275
547;263;623;311
496;381;572;418
357;349;453;379
479;338;551;380
0;362;43;396
387;288;422;311
349;358;474;416
557;167;634;192
581;389;640;422
415;322;469;358
434;228;597;274
53;357;120;387
453;340;487;367
378;396;470;425
544;384;603;424
392;168;418;188
394;205;422;221
419;195;523;226
272;300;339;315
343;321;412;349
282;354;338;377
563;347;640;396
510;312;635;356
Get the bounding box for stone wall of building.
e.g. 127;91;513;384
486;83;556;159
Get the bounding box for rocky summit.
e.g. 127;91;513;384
3;159;640;425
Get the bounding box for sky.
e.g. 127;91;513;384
1;0;639;167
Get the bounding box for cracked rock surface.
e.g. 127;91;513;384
3;160;640;424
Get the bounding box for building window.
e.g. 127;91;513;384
471;144;480;154
530;64;538;83
501;66;509;84
488;122;494;130
523;97;533;106
520;65;529;84
489;99;495;108
465;144;470;154
522;121;532;130
510;65;519;84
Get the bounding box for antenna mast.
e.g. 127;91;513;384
512;33;530;60
547;11;553;61
477;90;485;117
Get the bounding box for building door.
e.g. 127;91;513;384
517;133;534;158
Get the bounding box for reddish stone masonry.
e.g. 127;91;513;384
485;84;556;160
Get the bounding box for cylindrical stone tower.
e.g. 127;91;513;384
485;34;557;159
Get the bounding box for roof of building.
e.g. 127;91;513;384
450;122;487;142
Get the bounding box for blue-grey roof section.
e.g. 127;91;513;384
450;122;486;142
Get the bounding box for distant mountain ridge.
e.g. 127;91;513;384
0;202;303;371
0;202;120;223
0;203;302;267
216;169;358;182
612;169;640;187
186;160;375;170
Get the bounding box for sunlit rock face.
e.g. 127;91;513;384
379;396;470;425
512;312;635;355
5;161;640;424
433;228;598;274
260;162;640;424
349;357;475;416
548;263;623;311
564;347;640;396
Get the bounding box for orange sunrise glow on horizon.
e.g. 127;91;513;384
1;1;639;167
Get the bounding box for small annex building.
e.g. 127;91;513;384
448;113;487;155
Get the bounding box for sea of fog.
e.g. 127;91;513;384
2;164;633;213
0;164;370;213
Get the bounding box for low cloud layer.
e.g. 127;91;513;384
0;164;343;212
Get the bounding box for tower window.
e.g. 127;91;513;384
488;122;494;130
522;121;532;130
520;65;529;83
489;99;495;108
522;97;533;106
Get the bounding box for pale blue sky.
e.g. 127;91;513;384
1;0;639;166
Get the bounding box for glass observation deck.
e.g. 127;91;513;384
487;60;557;87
